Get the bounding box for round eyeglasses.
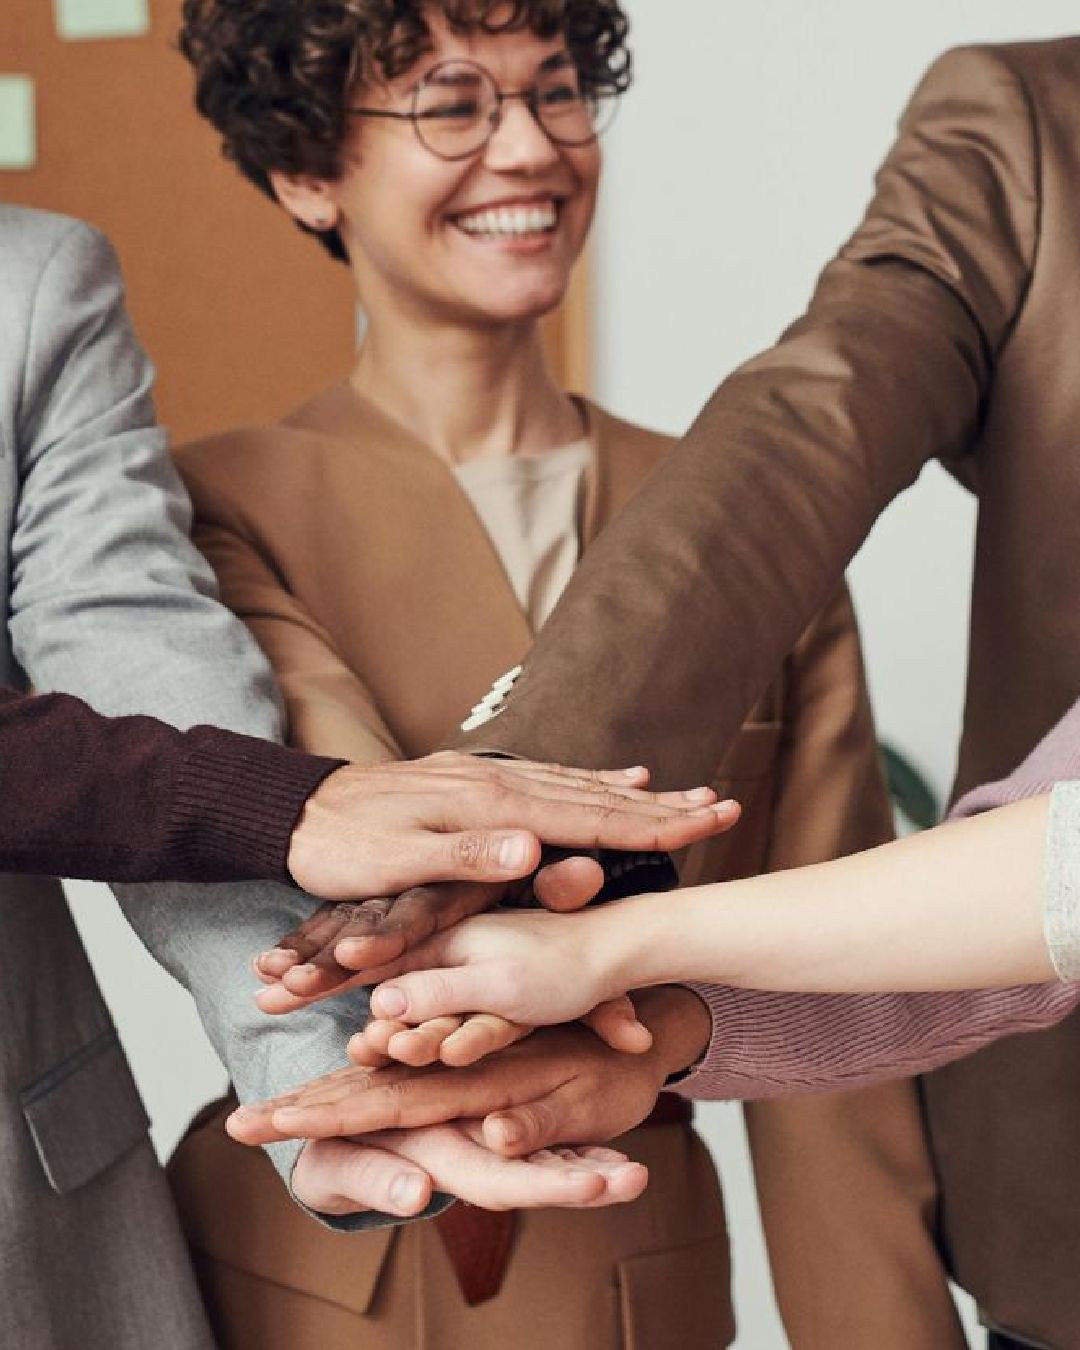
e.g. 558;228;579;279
350;58;619;162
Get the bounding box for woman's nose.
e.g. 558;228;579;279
483;97;561;173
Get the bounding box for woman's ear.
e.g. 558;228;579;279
269;170;340;232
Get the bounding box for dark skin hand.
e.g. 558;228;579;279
229;986;712;1154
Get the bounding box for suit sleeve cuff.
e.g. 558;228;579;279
270;1137;454;1231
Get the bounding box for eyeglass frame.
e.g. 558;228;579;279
348;57;619;162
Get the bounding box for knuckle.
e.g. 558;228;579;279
417;968;456;1013
452;832;489;872
521;1100;559;1147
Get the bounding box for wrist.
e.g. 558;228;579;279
285;762;368;887
591;892;674;997
632;985;712;1079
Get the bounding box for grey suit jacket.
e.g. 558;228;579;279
0;205;376;1350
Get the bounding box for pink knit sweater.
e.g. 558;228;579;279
675;701;1080;1100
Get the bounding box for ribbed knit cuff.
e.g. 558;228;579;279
165;726;344;883
670;979;1080;1102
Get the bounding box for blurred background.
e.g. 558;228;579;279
5;0;1078;1343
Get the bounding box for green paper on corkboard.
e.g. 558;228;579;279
54;0;150;41
0;77;36;170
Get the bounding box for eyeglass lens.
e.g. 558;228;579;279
413;61;614;160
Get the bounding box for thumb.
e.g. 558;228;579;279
482;1094;572;1158
435;829;541;883
533;854;605;910
371;964;509;1023
582;998;653;1054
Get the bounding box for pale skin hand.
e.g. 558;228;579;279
292;1122;648;1217
285;751;730;902
341;905;647;1068
346;989;652;1071
254;870;652;1032
357;905;627;1036
229;987;711;1155
260;787;740;1013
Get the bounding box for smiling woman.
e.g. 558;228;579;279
167;5;743;1350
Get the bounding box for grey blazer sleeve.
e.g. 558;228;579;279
9;218;425;1226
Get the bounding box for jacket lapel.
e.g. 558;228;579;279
286;383;531;754
284;386;668;755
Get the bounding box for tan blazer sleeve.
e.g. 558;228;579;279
459;45;1037;788
192;516;402;766
762;585;894;871
735;589;966;1348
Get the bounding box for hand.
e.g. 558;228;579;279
229;988;710;1154
286;750;732;901
362;905;634;1033
348;992;651;1070
260;798;739;1013
292;1122;648;1216
255;863;608;1014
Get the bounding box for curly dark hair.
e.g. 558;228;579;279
180;0;632;262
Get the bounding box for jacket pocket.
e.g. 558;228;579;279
169;1099;394;1317
21;1028;150;1194
617;1233;736;1349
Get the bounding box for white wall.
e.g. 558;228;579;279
594;3;1076;1345
65;5;1076;1347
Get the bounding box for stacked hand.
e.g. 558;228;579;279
245;755;734;1216
285;750;734;911
232;987;712;1214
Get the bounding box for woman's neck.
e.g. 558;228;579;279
350;313;584;465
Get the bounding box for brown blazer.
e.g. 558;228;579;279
455;36;1080;1349
175;386;962;1348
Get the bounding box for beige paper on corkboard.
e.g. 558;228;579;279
2;0;588;443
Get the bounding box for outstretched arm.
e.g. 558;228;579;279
455;45;1037;787
337;697;1080;1089
304;795;1054;1032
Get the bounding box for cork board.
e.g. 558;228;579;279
1;0;589;442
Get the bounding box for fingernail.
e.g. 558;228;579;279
374;986;407;1018
494;1115;522;1147
684;786;715;802
273;1106;304;1124
295;964;317;977
623;766;646;777
390;1175;426;1212
498;834;532;871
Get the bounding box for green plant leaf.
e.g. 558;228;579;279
880;742;939;832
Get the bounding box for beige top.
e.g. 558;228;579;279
454;440;593;632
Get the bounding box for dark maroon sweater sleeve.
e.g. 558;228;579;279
0;685;343;883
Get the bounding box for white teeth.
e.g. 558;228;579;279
456;202;558;238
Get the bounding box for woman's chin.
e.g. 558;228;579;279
462;283;570;329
